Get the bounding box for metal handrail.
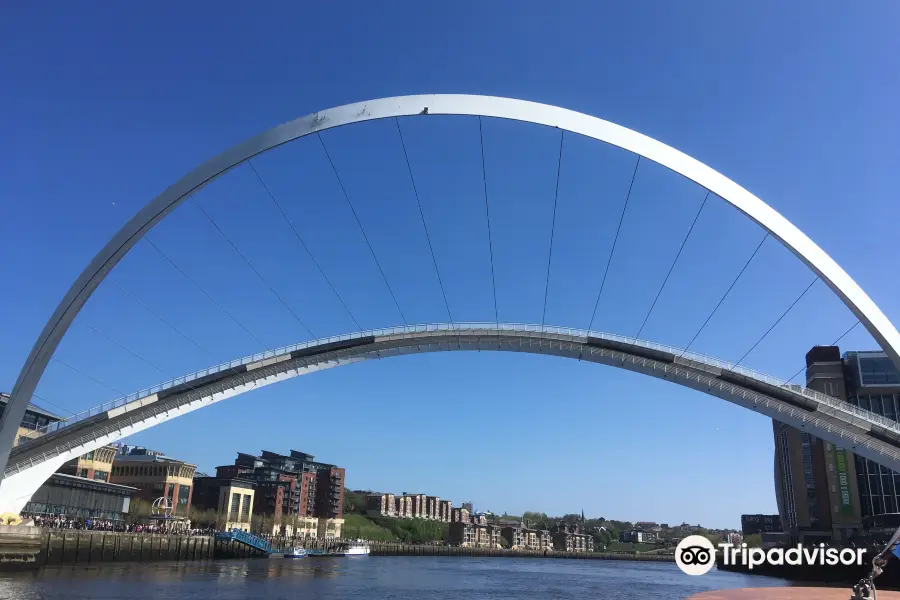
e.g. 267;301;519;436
25;322;900;439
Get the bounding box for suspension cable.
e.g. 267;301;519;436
541;130;565;330
786;320;861;384
681;232;769;356
733;276;819;368
317;132;407;325
247;159;362;331
31;392;73;416
635;191;709;339
51;357;125;397
82;321;173;378
144;236;268;349
587;156;641;332
110;279;219;360
110;275;254;395
477;117;500;327
394;119;453;323
194;198;315;337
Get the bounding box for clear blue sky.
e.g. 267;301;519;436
2;1;898;529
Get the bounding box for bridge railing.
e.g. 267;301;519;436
23;322;900;441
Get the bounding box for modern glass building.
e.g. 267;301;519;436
774;347;900;543
843;351;900;518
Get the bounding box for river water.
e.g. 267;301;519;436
0;557;796;599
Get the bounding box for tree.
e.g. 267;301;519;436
522;511;550;529
252;513;277;535
343;489;369;515
743;534;762;547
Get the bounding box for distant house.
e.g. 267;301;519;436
620;529;659;544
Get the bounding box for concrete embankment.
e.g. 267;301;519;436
370;542;675;561
0;526;215;570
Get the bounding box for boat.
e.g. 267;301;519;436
343;540;370;556
308;540;370;557
284;547;308;558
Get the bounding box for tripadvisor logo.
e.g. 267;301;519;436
674;534;867;576
675;536;717;575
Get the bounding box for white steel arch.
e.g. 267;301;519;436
5;95;900;486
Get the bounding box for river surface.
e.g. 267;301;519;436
0;556;799;599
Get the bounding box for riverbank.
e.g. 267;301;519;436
0;526;214;570
0;527;674;570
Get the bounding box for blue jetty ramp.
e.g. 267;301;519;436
215;529;273;555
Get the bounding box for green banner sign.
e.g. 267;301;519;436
833;446;854;517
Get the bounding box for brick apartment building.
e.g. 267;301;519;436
366;493;396;517
364;492;453;522
501;525;525;548
215;449;345;526
440;500;452;522
449;521;502;548
451;507;470;523
552;523;595;552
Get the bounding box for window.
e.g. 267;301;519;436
885;395;898;422
870;475;882;496
242;494;252;520
94;471;108;482
860;395;871;411
859;356;900;386
230;493;240;517
870;395;884;416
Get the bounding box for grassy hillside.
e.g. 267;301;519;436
371;517;448;543
341;514;397;541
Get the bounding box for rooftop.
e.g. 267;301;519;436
113;454;196;467
49;472;138;493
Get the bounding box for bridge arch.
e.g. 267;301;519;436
5;94;900;484
3;324;900;514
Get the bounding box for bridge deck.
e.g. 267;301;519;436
8;324;900;480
